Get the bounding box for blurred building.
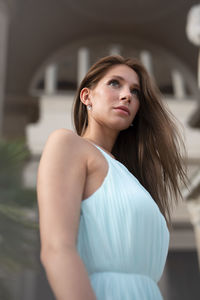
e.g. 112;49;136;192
1;0;200;299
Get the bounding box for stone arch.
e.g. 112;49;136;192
29;34;199;99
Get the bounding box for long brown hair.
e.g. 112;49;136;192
72;55;187;224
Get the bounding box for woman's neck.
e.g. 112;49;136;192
81;129;118;153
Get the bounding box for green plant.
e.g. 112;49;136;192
0;138;38;299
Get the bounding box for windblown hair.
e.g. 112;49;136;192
73;55;187;224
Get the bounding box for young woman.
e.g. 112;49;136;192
37;55;187;300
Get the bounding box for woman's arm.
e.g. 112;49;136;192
37;129;96;300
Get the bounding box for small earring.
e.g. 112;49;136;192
87;105;92;110
130;123;133;127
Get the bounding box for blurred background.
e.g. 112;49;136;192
0;0;200;299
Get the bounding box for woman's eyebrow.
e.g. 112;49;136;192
110;75;140;90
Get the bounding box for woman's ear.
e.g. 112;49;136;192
80;87;92;106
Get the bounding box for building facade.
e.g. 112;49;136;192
1;0;200;299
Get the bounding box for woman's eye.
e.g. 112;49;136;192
109;79;120;87
131;89;140;98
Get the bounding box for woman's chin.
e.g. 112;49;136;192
112;123;131;132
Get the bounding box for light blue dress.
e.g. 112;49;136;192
76;144;169;299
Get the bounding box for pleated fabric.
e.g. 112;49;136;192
76;144;169;300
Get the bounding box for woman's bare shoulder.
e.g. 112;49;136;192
37;129;89;255
42;128;88;160
46;128;79;145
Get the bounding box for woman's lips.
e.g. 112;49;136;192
114;108;130;116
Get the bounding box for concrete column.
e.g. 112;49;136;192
187;198;200;269
77;47;90;85
140;50;154;77
198;49;200;88
44;64;58;95
109;44;121;55
186;4;200;88
22;270;36;300
171;69;186;99
0;1;9;137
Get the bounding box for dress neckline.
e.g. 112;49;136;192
92;144;116;160
84;139;116;160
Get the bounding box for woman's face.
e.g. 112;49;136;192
82;64;141;132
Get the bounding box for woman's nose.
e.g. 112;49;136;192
120;88;131;102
